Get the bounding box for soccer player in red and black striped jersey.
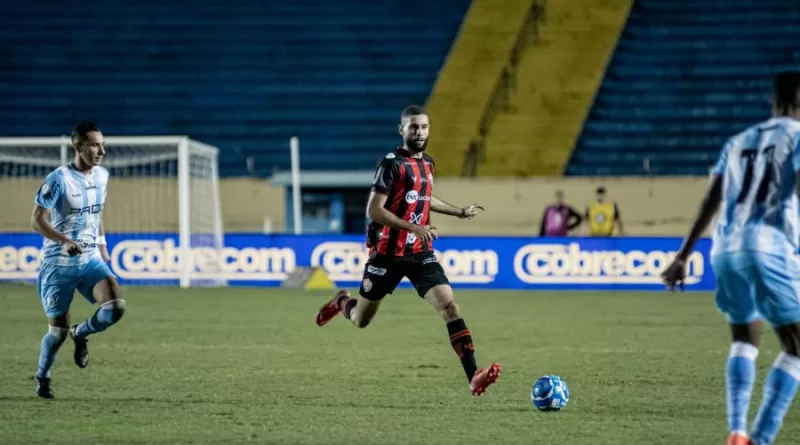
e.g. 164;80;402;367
315;105;501;396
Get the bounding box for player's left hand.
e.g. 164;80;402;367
459;204;485;219
660;258;686;292
100;244;111;262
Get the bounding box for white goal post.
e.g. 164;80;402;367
0;136;224;288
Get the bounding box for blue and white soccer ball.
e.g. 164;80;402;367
531;375;569;411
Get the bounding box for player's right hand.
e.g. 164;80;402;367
411;224;438;242
63;240;83;256
660;258;686;292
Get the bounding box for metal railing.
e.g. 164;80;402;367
461;0;547;177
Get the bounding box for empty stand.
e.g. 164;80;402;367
568;0;800;176
424;0;533;177
478;0;630;177
0;1;469;176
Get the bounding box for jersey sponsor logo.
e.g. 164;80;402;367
0;245;41;279
513;243;704;285
75;241;98;250
310;241;496;283
404;191;430;204
69;204;103;216
409;213;423;225
111;239;295;281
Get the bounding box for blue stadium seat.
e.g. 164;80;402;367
568;0;800;176
0;1;469;177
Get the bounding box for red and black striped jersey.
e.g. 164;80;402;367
366;147;435;257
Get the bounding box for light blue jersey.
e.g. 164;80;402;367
34;164;109;266
710;117;800;328
34;164;113;318
711;117;800;257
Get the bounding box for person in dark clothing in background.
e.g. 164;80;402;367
540;190;583;237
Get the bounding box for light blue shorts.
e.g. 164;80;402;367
37;257;114;318
712;251;800;327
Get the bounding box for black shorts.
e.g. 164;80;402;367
358;252;450;301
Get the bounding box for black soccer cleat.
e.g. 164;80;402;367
35;375;54;399
69;325;89;368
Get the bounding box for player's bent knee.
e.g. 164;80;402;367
350;309;374;329
439;300;461;322
101;298;126;322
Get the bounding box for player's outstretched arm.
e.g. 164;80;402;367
430;195;484;219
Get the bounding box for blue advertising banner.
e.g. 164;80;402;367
0;233;714;291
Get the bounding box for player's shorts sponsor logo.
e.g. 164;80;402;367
405;190;418;204
111;238;295;281
310;241;497;284
421;255;438;265
0;245;41;279
366;265;387;276
513;243;704;285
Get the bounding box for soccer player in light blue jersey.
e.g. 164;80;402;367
662;71;800;445
31;121;126;399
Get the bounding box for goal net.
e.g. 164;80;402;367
0;136;225;288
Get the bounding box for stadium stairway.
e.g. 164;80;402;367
424;0;533;177
568;0;800;176
478;0;632;177
0;1;469;177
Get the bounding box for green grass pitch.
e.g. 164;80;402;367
1;284;798;444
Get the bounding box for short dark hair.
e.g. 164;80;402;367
773;71;800;112
71;121;101;144
401;105;426;121
596;186;606;195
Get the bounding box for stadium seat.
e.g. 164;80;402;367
567;0;800;176
0;1;469;177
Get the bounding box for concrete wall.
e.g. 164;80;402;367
0;176;707;236
429;176;708;236
0;177;285;233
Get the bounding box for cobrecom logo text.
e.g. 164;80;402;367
111;239;295;281
513;243;704;284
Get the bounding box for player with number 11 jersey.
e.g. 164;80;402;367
662;71;800;445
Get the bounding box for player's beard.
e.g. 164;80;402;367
406;137;428;153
